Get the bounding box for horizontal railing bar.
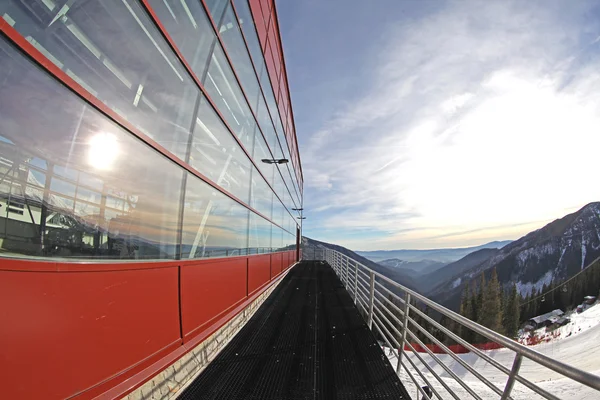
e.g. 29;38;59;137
373;290;405;325
372;295;404;333
372;316;444;400
401;331;458;400
512;374;560;400
407;314;506;398
406;316;489;400
356;273;370;290
373;278;407;307
373;311;449;400
373;317;434;400
408;304;512;376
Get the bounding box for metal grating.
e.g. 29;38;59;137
178;261;410;400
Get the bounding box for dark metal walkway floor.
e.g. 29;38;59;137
178;261;410;400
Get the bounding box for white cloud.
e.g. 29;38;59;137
302;0;600;250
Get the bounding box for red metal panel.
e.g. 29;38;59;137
264;40;280;100
249;0;268;51
0;267;180;400
260;0;272;31
181;258;248;340
248;254;271;295
270;253;281;278
268;27;282;80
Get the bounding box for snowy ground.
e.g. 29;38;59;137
383;304;600;399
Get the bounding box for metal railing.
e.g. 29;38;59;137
308;247;600;400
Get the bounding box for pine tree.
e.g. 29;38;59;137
478;268;503;334
503;283;520;338
459;282;474;343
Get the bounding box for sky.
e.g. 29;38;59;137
277;0;600;251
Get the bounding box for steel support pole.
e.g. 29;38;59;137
501;353;523;400
368;271;375;329
397;292;411;373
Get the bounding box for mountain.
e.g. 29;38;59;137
302;236;420;291
430;202;600;311
356;240;512;263
378;258;447;276
419;248;500;294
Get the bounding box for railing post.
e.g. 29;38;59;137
344;256;349;288
397;292;411;373
368;271;375;329
354;261;358;305
501;353;523;400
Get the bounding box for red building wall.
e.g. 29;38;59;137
0;251;296;399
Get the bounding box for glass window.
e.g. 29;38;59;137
204;45;255;151
205;0;229;24
249;168;273;220
181;173;249;259
233;0;264;71
0;0;199;160
248;212;271;252
259;66;281;140
190;97;252;203
219;3;261;114
252;129;274;185
0;37;184;260
271;226;283;251
256;96;278;158
148;0;216;82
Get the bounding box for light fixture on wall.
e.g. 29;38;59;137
261;158;288;164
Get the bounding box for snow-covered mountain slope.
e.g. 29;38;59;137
431;202;600;309
377;258;446;276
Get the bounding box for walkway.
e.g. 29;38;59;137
178;261;410;399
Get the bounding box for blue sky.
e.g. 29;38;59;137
278;0;600;251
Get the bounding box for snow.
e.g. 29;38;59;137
581;239;587;270
516;269;554;297
382;304;600;399
451;278;461;289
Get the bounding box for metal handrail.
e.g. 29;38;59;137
305;247;600;399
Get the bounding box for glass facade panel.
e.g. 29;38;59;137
0;37;183;259
219;4;261;114
0;0;301;262
181;173;249;258
0;0;198;160
248;211;271;251
249;168;273;220
148;0;216;82
190;97;252;203
233;0;264;73
204;45;255;151
205;0;229;24
256;95;278;155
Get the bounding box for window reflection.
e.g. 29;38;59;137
0;0;198;160
219;3;261;113
148;0;216;82
233;0;265;73
249;212;271;253
0;37;182;259
190;97;252;204
249;167;273;220
204;45;255;151
181;173;249;258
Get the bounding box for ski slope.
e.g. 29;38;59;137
384;304;600;399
